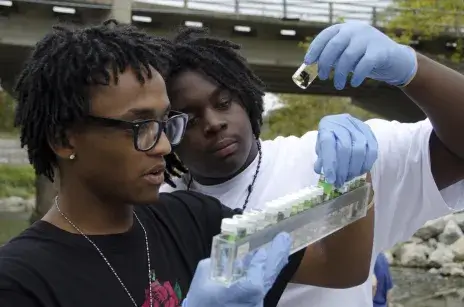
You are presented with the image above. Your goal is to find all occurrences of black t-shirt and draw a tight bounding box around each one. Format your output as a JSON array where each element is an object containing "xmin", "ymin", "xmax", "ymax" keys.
[{"xmin": 0, "ymin": 191, "xmax": 303, "ymax": 307}]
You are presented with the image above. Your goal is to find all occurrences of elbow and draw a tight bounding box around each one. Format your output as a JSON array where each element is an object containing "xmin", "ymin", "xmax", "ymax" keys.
[{"xmin": 332, "ymin": 263, "xmax": 370, "ymax": 289}]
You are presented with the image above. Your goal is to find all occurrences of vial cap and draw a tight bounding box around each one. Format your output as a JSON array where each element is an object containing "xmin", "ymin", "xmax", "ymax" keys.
[{"xmin": 221, "ymin": 218, "xmax": 239, "ymax": 232}]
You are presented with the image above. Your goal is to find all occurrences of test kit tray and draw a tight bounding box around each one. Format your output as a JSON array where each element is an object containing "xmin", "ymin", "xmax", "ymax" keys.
[{"xmin": 210, "ymin": 182, "xmax": 371, "ymax": 286}]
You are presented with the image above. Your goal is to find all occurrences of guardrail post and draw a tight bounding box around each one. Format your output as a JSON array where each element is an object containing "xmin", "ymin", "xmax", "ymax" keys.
[
  {"xmin": 372, "ymin": 7, "xmax": 377, "ymax": 27},
  {"xmin": 329, "ymin": 2, "xmax": 333, "ymax": 24},
  {"xmin": 111, "ymin": 0, "xmax": 132, "ymax": 23},
  {"xmin": 282, "ymin": 0, "xmax": 287, "ymax": 19}
]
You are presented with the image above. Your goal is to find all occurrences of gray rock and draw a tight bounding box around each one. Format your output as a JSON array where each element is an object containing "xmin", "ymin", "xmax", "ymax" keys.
[
  {"xmin": 438, "ymin": 219, "xmax": 463, "ymax": 245},
  {"xmin": 439, "ymin": 263, "xmax": 464, "ymax": 277},
  {"xmin": 414, "ymin": 217, "xmax": 447, "ymax": 240},
  {"xmin": 429, "ymin": 244, "xmax": 455, "ymax": 268},
  {"xmin": 396, "ymin": 242, "xmax": 431, "ymax": 267},
  {"xmin": 450, "ymin": 236, "xmax": 464, "ymax": 261},
  {"xmin": 454, "ymin": 211, "xmax": 464, "ymax": 231}
]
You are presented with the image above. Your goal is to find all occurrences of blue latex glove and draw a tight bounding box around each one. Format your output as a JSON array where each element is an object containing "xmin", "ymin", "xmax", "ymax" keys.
[
  {"xmin": 314, "ymin": 114, "xmax": 378, "ymax": 188},
  {"xmin": 304, "ymin": 21, "xmax": 418, "ymax": 90},
  {"xmin": 182, "ymin": 233, "xmax": 292, "ymax": 307}
]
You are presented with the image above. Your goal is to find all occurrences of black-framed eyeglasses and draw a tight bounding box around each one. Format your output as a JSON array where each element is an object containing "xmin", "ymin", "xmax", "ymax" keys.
[{"xmin": 86, "ymin": 111, "xmax": 188, "ymax": 152}]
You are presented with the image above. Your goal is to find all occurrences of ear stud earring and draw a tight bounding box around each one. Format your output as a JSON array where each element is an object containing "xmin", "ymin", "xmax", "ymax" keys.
[{"xmin": 69, "ymin": 154, "xmax": 76, "ymax": 160}]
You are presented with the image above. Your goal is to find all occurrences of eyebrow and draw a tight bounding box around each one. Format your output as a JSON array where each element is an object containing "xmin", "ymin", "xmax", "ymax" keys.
[
  {"xmin": 175, "ymin": 87, "xmax": 224, "ymax": 113},
  {"xmin": 124, "ymin": 105, "xmax": 171, "ymax": 119}
]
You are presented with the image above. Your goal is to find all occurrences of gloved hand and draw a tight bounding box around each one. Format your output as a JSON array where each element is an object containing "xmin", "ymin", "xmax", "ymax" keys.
[
  {"xmin": 182, "ymin": 233, "xmax": 292, "ymax": 307},
  {"xmin": 304, "ymin": 21, "xmax": 418, "ymax": 90},
  {"xmin": 314, "ymin": 114, "xmax": 378, "ymax": 188}
]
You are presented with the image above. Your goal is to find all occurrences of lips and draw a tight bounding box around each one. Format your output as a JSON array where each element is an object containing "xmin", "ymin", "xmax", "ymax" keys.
[
  {"xmin": 143, "ymin": 163, "xmax": 166, "ymax": 185},
  {"xmin": 211, "ymin": 138, "xmax": 236, "ymax": 152},
  {"xmin": 210, "ymin": 138, "xmax": 238, "ymax": 158}
]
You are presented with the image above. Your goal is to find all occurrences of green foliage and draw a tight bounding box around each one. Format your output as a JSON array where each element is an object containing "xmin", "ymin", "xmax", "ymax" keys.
[
  {"xmin": 0, "ymin": 91, "xmax": 17, "ymax": 134},
  {"xmin": 261, "ymin": 94, "xmax": 379, "ymax": 140},
  {"xmin": 382, "ymin": 0, "xmax": 464, "ymax": 62},
  {"xmin": 0, "ymin": 164, "xmax": 36, "ymax": 198}
]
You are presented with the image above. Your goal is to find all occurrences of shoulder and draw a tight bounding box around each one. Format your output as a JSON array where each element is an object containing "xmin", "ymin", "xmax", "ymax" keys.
[
  {"xmin": 158, "ymin": 190, "xmax": 230, "ymax": 216},
  {"xmin": 159, "ymin": 176, "xmax": 188, "ymax": 193},
  {"xmin": 0, "ymin": 225, "xmax": 52, "ymax": 301},
  {"xmin": 142, "ymin": 191, "xmax": 234, "ymax": 247}
]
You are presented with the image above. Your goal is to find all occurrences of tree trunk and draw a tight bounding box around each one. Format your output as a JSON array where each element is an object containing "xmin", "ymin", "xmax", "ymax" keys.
[{"xmin": 29, "ymin": 175, "xmax": 56, "ymax": 224}]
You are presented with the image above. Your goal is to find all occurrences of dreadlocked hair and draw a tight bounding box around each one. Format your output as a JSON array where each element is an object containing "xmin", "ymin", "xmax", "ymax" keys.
[
  {"xmin": 14, "ymin": 20, "xmax": 174, "ymax": 182},
  {"xmin": 163, "ymin": 26, "xmax": 266, "ymax": 187}
]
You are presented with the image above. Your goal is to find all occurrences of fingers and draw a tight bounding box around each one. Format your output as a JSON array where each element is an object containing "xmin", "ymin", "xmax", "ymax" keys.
[
  {"xmin": 333, "ymin": 127, "xmax": 352, "ymax": 187},
  {"xmin": 317, "ymin": 32, "xmax": 351, "ymax": 80},
  {"xmin": 245, "ymin": 248, "xmax": 267, "ymax": 285},
  {"xmin": 266, "ymin": 233, "xmax": 291, "ymax": 273},
  {"xmin": 351, "ymin": 46, "xmax": 378, "ymax": 87},
  {"xmin": 333, "ymin": 39, "xmax": 366, "ymax": 90},
  {"xmin": 263, "ymin": 233, "xmax": 292, "ymax": 292},
  {"xmin": 351, "ymin": 119, "xmax": 378, "ymax": 174},
  {"xmin": 344, "ymin": 120, "xmax": 368, "ymax": 181},
  {"xmin": 304, "ymin": 23, "xmax": 342, "ymax": 65},
  {"xmin": 315, "ymin": 130, "xmax": 337, "ymax": 184}
]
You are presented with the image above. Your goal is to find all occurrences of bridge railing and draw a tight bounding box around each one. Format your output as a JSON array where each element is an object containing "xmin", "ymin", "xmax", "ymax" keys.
[{"xmin": 136, "ymin": 0, "xmax": 391, "ymax": 26}]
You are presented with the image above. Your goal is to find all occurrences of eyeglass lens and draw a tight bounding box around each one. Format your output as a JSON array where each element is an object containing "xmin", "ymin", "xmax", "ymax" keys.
[{"xmin": 136, "ymin": 115, "xmax": 186, "ymax": 150}]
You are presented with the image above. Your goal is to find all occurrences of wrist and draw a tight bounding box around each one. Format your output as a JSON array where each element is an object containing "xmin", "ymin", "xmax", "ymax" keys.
[{"xmin": 396, "ymin": 45, "xmax": 418, "ymax": 88}]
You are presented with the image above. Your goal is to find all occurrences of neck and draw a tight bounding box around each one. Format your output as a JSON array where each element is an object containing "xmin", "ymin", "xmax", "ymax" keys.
[
  {"xmin": 192, "ymin": 139, "xmax": 259, "ymax": 186},
  {"xmin": 43, "ymin": 176, "xmax": 134, "ymax": 235}
]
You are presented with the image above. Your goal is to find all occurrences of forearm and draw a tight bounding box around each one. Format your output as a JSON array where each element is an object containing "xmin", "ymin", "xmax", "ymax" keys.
[
  {"xmin": 403, "ymin": 54, "xmax": 464, "ymax": 157},
  {"xmin": 402, "ymin": 53, "xmax": 464, "ymax": 188}
]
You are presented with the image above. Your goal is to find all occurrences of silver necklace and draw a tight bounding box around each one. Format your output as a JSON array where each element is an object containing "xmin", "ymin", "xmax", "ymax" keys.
[{"xmin": 54, "ymin": 196, "xmax": 153, "ymax": 307}]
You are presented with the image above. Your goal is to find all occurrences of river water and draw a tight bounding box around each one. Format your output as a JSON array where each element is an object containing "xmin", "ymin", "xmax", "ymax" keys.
[{"xmin": 391, "ymin": 267, "xmax": 464, "ymax": 307}]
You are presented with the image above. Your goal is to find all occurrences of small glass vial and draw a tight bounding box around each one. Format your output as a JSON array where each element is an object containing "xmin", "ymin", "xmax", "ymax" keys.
[
  {"xmin": 233, "ymin": 215, "xmax": 257, "ymax": 235},
  {"xmin": 246, "ymin": 209, "xmax": 268, "ymax": 229},
  {"xmin": 292, "ymin": 63, "xmax": 319, "ymax": 89},
  {"xmin": 313, "ymin": 186, "xmax": 324, "ymax": 205},
  {"xmin": 220, "ymin": 218, "xmax": 240, "ymax": 242},
  {"xmin": 301, "ymin": 188, "xmax": 315, "ymax": 210},
  {"xmin": 264, "ymin": 201, "xmax": 285, "ymax": 225}
]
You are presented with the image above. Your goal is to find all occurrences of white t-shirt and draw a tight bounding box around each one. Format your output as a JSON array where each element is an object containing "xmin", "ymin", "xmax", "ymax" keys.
[{"xmin": 160, "ymin": 118, "xmax": 464, "ymax": 307}]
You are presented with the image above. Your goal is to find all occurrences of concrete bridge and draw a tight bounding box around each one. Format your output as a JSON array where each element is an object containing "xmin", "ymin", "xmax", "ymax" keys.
[{"xmin": 0, "ymin": 0, "xmax": 460, "ymax": 121}]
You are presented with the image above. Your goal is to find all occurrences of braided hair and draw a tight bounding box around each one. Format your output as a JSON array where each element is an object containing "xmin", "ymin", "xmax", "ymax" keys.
[{"xmin": 164, "ymin": 27, "xmax": 266, "ymax": 187}]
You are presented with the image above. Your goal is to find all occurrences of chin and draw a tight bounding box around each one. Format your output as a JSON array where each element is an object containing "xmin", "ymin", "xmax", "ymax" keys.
[{"xmin": 131, "ymin": 189, "xmax": 160, "ymax": 205}]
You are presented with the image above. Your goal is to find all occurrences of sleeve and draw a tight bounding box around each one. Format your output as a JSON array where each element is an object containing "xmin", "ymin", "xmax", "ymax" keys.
[
  {"xmin": 367, "ymin": 118, "xmax": 464, "ymax": 254},
  {"xmin": 384, "ymin": 269, "xmax": 393, "ymax": 291}
]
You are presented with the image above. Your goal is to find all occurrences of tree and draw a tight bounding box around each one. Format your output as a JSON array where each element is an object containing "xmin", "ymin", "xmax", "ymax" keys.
[
  {"xmin": 261, "ymin": 94, "xmax": 379, "ymax": 140},
  {"xmin": 382, "ymin": 0, "xmax": 464, "ymax": 62}
]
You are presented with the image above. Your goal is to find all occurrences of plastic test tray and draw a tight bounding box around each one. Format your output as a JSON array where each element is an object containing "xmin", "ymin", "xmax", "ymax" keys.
[{"xmin": 210, "ymin": 183, "xmax": 371, "ymax": 286}]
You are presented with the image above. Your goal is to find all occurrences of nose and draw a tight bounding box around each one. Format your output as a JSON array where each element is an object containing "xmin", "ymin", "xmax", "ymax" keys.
[
  {"xmin": 203, "ymin": 109, "xmax": 227, "ymax": 135},
  {"xmin": 147, "ymin": 131, "xmax": 172, "ymax": 157}
]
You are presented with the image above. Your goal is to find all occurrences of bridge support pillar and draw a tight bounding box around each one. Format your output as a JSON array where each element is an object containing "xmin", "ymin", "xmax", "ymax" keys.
[{"xmin": 110, "ymin": 0, "xmax": 132, "ymax": 23}]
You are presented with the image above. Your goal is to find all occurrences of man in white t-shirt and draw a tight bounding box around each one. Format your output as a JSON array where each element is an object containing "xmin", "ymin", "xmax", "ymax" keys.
[{"xmin": 161, "ymin": 22, "xmax": 464, "ymax": 306}]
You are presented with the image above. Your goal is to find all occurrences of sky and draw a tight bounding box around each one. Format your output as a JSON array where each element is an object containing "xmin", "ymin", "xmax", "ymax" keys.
[{"xmin": 135, "ymin": 0, "xmax": 393, "ymax": 113}]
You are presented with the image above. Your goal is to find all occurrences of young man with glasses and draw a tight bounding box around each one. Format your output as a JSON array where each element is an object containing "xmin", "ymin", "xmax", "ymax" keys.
[{"xmin": 0, "ymin": 21, "xmax": 373, "ymax": 307}]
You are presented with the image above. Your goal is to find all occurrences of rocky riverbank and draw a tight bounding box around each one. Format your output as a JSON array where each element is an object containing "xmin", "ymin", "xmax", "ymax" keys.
[{"xmin": 387, "ymin": 212, "xmax": 464, "ymax": 278}]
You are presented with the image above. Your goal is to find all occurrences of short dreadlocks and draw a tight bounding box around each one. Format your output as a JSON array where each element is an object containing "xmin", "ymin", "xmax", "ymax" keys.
[{"xmin": 14, "ymin": 20, "xmax": 173, "ymax": 181}]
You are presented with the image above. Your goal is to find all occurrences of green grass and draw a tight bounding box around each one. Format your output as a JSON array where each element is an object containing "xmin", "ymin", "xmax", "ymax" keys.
[
  {"xmin": 0, "ymin": 218, "xmax": 29, "ymax": 245},
  {"xmin": 0, "ymin": 164, "xmax": 36, "ymax": 198},
  {"xmin": 0, "ymin": 164, "xmax": 35, "ymax": 244},
  {"xmin": 0, "ymin": 131, "xmax": 18, "ymax": 139}
]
